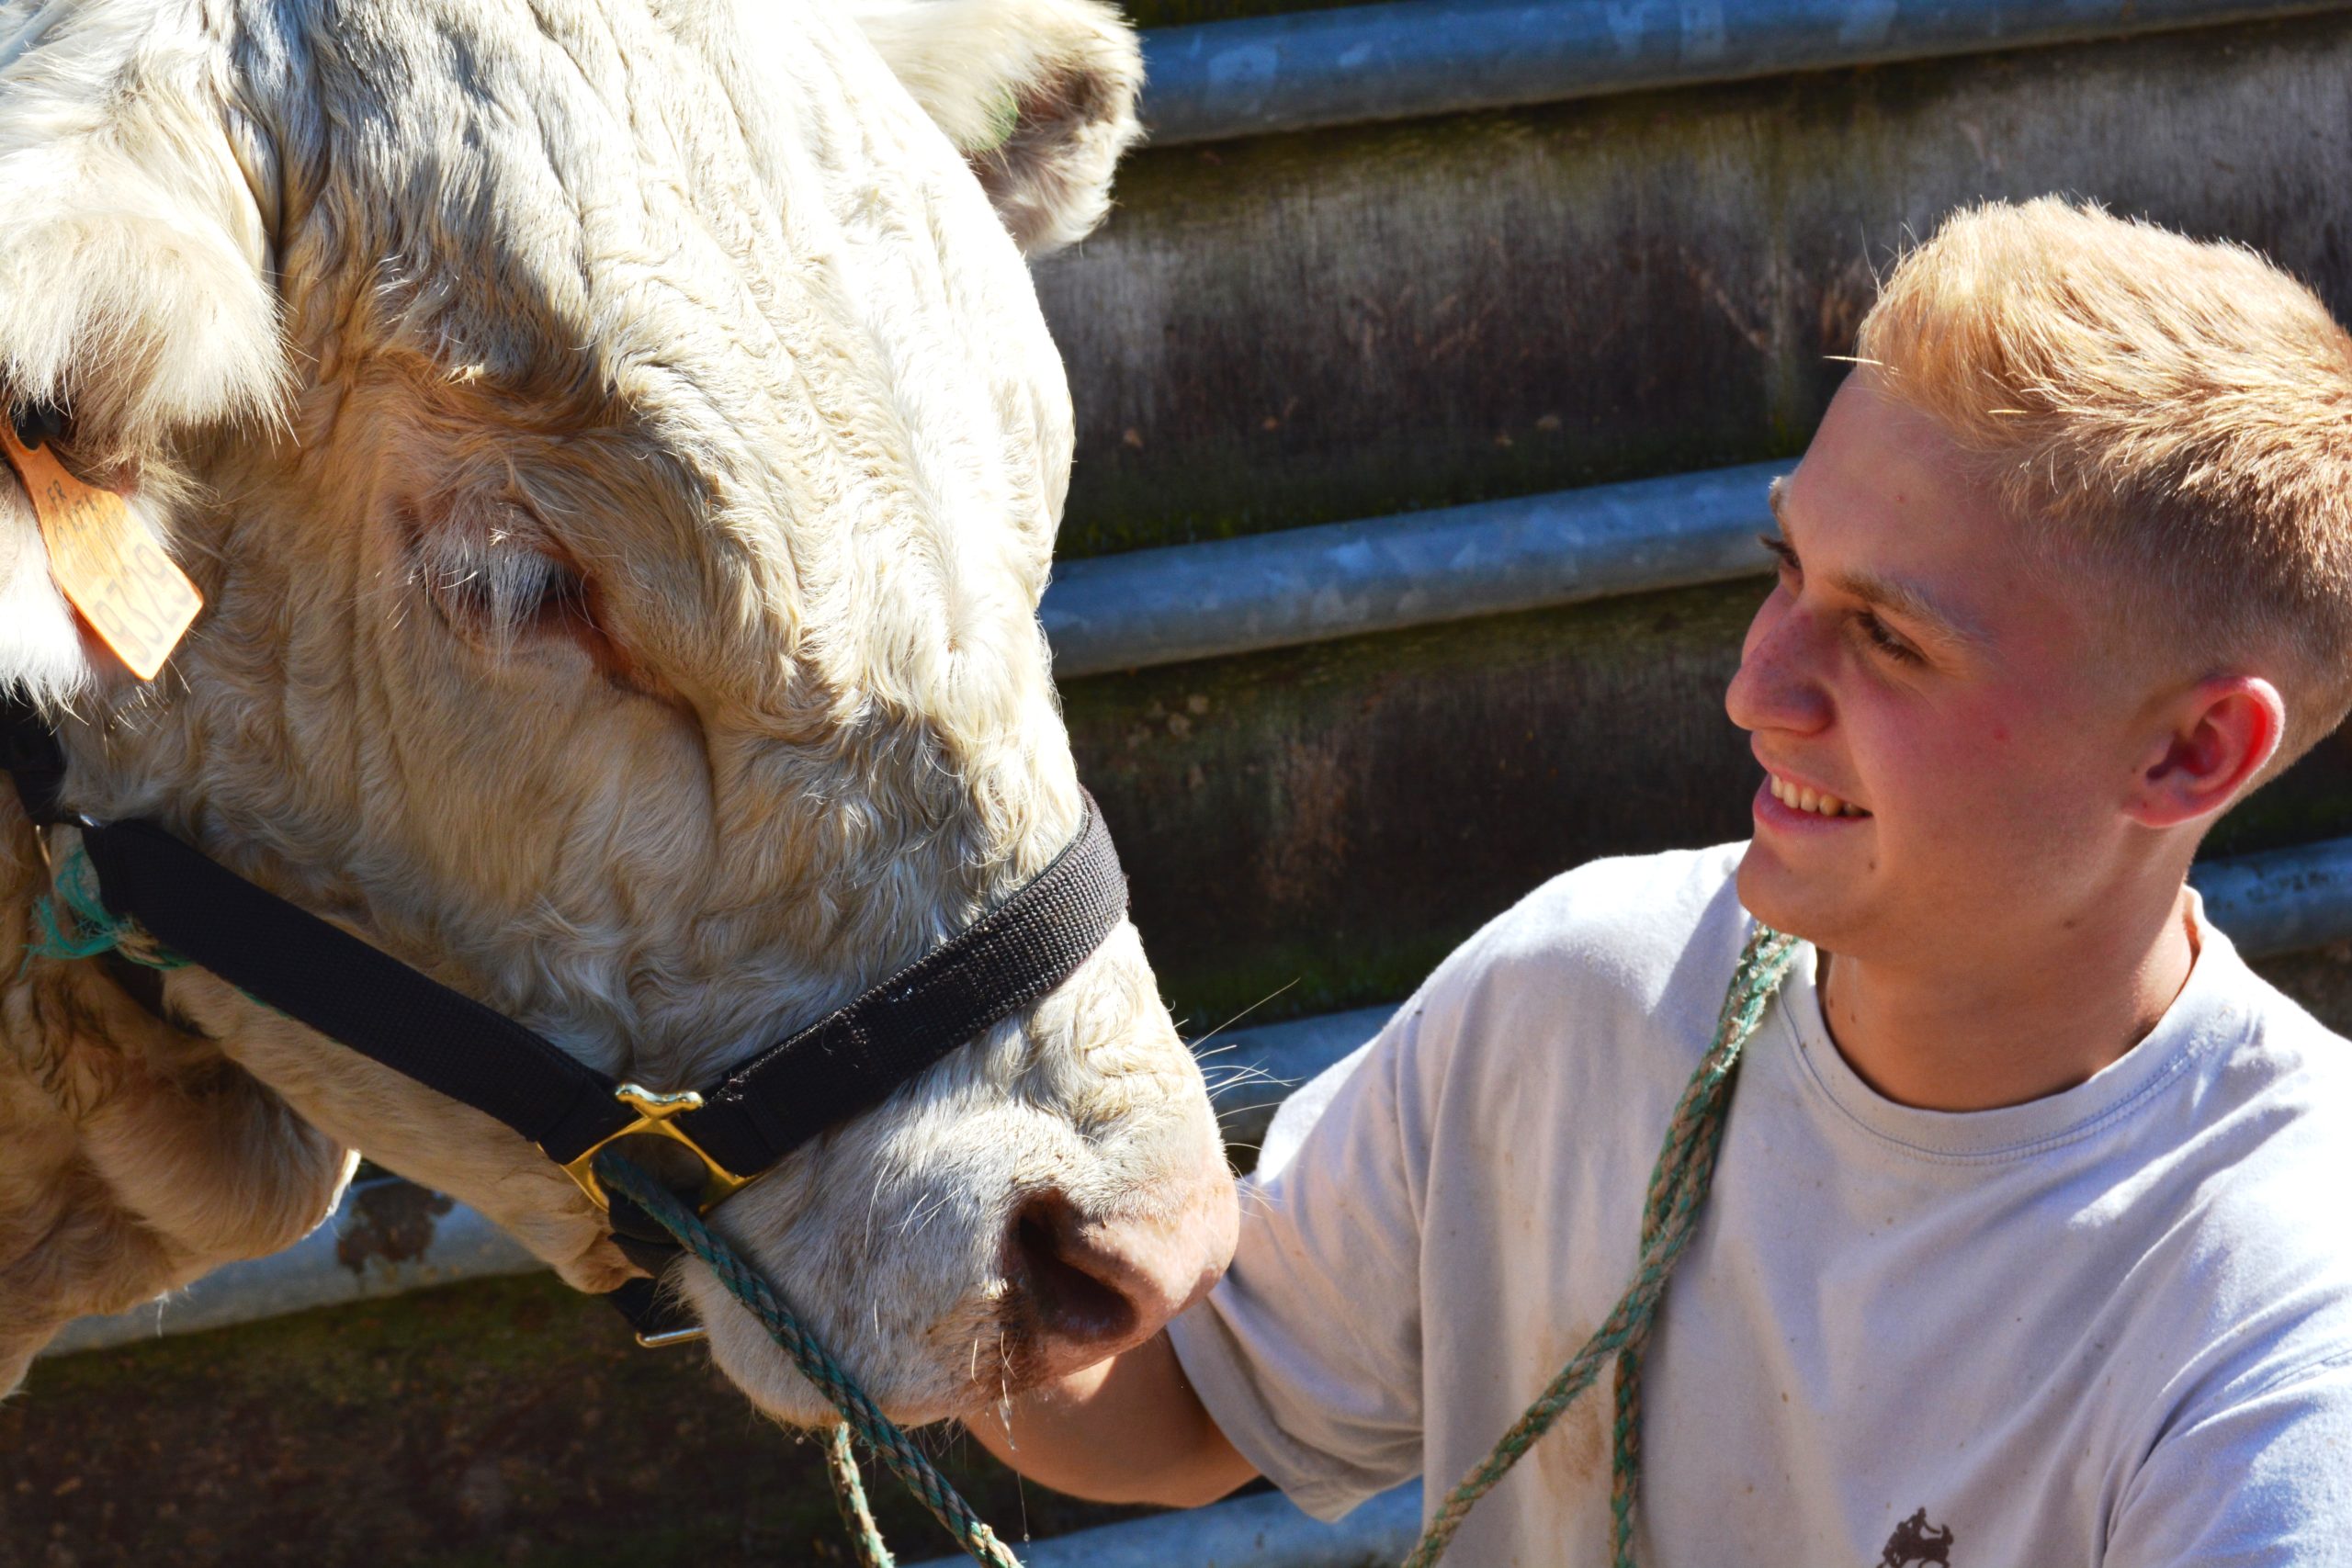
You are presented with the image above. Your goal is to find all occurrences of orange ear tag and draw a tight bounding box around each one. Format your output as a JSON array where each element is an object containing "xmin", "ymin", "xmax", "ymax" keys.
[{"xmin": 0, "ymin": 422, "xmax": 201, "ymax": 681}]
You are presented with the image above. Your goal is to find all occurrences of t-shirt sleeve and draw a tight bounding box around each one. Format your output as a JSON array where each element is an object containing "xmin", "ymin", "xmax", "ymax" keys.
[
  {"xmin": 1165, "ymin": 845, "xmax": 1744, "ymax": 1526},
  {"xmin": 2105, "ymin": 1354, "xmax": 2352, "ymax": 1566},
  {"xmin": 1168, "ymin": 1000, "xmax": 1439, "ymax": 1521}
]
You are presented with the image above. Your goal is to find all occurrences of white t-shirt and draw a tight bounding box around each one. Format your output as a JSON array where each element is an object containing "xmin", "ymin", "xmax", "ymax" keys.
[{"xmin": 1170, "ymin": 845, "xmax": 2352, "ymax": 1566}]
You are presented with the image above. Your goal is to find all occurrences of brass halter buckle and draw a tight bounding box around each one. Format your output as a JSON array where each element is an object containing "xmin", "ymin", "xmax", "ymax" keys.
[{"xmin": 560, "ymin": 1084, "xmax": 753, "ymax": 1217}]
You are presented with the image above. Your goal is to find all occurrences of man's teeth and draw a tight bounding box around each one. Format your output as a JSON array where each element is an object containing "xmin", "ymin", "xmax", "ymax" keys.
[{"xmin": 1767, "ymin": 774, "xmax": 1867, "ymax": 818}]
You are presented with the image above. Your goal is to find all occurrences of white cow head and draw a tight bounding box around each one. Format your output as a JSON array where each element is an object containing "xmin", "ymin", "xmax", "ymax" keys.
[{"xmin": 0, "ymin": 0, "xmax": 1237, "ymax": 1423}]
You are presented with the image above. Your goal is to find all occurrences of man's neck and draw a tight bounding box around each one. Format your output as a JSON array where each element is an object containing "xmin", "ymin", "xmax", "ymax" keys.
[{"xmin": 1816, "ymin": 885, "xmax": 2200, "ymax": 1113}]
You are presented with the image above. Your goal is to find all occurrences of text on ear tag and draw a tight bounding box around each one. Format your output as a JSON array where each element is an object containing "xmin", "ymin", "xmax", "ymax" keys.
[{"xmin": 0, "ymin": 423, "xmax": 201, "ymax": 681}]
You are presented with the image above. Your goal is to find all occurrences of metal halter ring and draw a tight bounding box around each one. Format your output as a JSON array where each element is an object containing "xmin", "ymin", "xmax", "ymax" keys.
[{"xmin": 558, "ymin": 1084, "xmax": 753, "ymax": 1217}]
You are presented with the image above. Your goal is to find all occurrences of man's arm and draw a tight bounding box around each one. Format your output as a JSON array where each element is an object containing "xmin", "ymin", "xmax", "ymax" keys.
[
  {"xmin": 964, "ymin": 1328, "xmax": 1260, "ymax": 1506},
  {"xmin": 970, "ymin": 982, "xmax": 1461, "ymax": 1511}
]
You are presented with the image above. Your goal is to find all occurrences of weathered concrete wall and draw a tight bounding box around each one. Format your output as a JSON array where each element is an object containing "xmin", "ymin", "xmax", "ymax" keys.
[{"xmin": 1041, "ymin": 13, "xmax": 2352, "ymax": 555}]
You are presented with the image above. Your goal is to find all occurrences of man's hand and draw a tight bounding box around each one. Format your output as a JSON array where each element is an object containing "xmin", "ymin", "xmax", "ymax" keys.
[{"xmin": 963, "ymin": 1328, "xmax": 1260, "ymax": 1506}]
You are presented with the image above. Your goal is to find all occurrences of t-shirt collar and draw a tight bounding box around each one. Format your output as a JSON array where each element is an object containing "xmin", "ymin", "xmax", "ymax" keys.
[{"xmin": 1772, "ymin": 889, "xmax": 2247, "ymax": 1162}]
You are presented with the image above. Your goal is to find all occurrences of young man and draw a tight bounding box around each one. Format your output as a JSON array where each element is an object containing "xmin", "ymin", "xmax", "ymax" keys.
[{"xmin": 972, "ymin": 199, "xmax": 2352, "ymax": 1562}]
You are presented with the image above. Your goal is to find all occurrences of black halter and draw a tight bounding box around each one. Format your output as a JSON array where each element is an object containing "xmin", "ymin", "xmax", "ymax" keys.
[{"xmin": 0, "ymin": 697, "xmax": 1128, "ymax": 1343}]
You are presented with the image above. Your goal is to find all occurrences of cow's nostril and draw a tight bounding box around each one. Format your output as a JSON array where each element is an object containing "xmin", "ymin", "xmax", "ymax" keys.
[{"xmin": 1009, "ymin": 1193, "xmax": 1141, "ymax": 1349}]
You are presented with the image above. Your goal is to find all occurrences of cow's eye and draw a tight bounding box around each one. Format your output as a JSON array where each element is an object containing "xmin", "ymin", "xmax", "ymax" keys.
[
  {"xmin": 434, "ymin": 547, "xmax": 585, "ymax": 643},
  {"xmin": 413, "ymin": 519, "xmax": 595, "ymax": 654},
  {"xmin": 405, "ymin": 507, "xmax": 677, "ymax": 701}
]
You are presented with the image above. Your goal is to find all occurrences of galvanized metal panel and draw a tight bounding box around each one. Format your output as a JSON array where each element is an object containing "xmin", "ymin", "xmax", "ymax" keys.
[{"xmin": 1042, "ymin": 16, "xmax": 2352, "ymax": 556}]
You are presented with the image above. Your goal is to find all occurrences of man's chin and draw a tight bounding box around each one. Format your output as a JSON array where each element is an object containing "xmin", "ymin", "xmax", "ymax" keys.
[{"xmin": 1734, "ymin": 838, "xmax": 1846, "ymax": 947}]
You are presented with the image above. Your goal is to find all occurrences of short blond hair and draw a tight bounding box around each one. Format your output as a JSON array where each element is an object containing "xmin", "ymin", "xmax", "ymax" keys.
[{"xmin": 1856, "ymin": 197, "xmax": 2352, "ymax": 772}]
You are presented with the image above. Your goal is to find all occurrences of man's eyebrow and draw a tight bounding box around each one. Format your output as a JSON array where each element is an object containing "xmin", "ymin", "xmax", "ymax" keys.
[
  {"xmin": 1826, "ymin": 565, "xmax": 1992, "ymax": 651},
  {"xmin": 1764, "ymin": 474, "xmax": 1993, "ymax": 651}
]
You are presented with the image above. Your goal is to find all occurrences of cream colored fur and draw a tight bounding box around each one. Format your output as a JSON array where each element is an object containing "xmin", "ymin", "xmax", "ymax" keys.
[
  {"xmin": 849, "ymin": 0, "xmax": 1146, "ymax": 254},
  {"xmin": 0, "ymin": 0, "xmax": 1227, "ymax": 1426}
]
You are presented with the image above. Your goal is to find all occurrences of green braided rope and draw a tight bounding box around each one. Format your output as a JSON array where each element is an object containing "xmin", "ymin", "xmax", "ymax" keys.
[
  {"xmin": 1606, "ymin": 960, "xmax": 1762, "ymax": 1567},
  {"xmin": 593, "ymin": 1150, "xmax": 1023, "ymax": 1568},
  {"xmin": 1402, "ymin": 922, "xmax": 1798, "ymax": 1568},
  {"xmin": 826, "ymin": 1423, "xmax": 898, "ymax": 1568}
]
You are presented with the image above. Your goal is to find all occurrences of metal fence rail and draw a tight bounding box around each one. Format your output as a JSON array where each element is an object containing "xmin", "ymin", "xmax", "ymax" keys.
[
  {"xmin": 1042, "ymin": 464, "xmax": 1782, "ymax": 678},
  {"xmin": 39, "ymin": 1183, "xmax": 544, "ymax": 1358},
  {"xmin": 1138, "ymin": 0, "xmax": 2352, "ymax": 146}
]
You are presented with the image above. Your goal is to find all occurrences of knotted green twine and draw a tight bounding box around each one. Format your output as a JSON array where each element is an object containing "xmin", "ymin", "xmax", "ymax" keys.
[
  {"xmin": 22, "ymin": 845, "xmax": 187, "ymax": 973},
  {"xmin": 593, "ymin": 1149, "xmax": 1022, "ymax": 1568},
  {"xmin": 1402, "ymin": 921, "xmax": 1798, "ymax": 1568}
]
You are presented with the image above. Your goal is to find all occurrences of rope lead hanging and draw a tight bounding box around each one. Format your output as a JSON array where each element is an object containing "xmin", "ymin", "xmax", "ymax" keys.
[
  {"xmin": 593, "ymin": 1149, "xmax": 1023, "ymax": 1568},
  {"xmin": 1404, "ymin": 921, "xmax": 1798, "ymax": 1568},
  {"xmin": 827, "ymin": 1423, "xmax": 897, "ymax": 1568}
]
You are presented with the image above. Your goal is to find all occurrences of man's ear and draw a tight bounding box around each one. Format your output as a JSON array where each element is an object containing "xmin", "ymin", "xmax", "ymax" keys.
[
  {"xmin": 849, "ymin": 0, "xmax": 1145, "ymax": 257},
  {"xmin": 0, "ymin": 11, "xmax": 285, "ymax": 702},
  {"xmin": 2125, "ymin": 675, "xmax": 2289, "ymax": 830}
]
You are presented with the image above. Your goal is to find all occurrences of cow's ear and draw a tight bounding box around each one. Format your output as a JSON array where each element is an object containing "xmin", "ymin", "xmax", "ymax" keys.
[
  {"xmin": 852, "ymin": 0, "xmax": 1145, "ymax": 257},
  {"xmin": 0, "ymin": 19, "xmax": 284, "ymax": 702}
]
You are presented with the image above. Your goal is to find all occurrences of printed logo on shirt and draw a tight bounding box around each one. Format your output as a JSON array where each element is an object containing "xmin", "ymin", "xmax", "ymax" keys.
[{"xmin": 1877, "ymin": 1507, "xmax": 1955, "ymax": 1567}]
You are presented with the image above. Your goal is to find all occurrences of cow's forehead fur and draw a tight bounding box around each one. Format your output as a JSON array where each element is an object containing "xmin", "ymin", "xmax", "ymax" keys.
[{"xmin": 243, "ymin": 0, "xmax": 1073, "ymax": 699}]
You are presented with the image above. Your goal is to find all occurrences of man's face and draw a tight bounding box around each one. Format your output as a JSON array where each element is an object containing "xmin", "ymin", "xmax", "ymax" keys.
[{"xmin": 1728, "ymin": 377, "xmax": 2151, "ymax": 968}]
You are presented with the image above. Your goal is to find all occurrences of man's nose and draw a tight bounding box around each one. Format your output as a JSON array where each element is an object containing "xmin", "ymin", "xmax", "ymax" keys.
[{"xmin": 1724, "ymin": 592, "xmax": 1832, "ymax": 737}]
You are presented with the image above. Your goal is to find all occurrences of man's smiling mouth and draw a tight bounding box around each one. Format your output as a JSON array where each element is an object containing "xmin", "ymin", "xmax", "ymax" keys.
[{"xmin": 1765, "ymin": 773, "xmax": 1871, "ymax": 818}]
